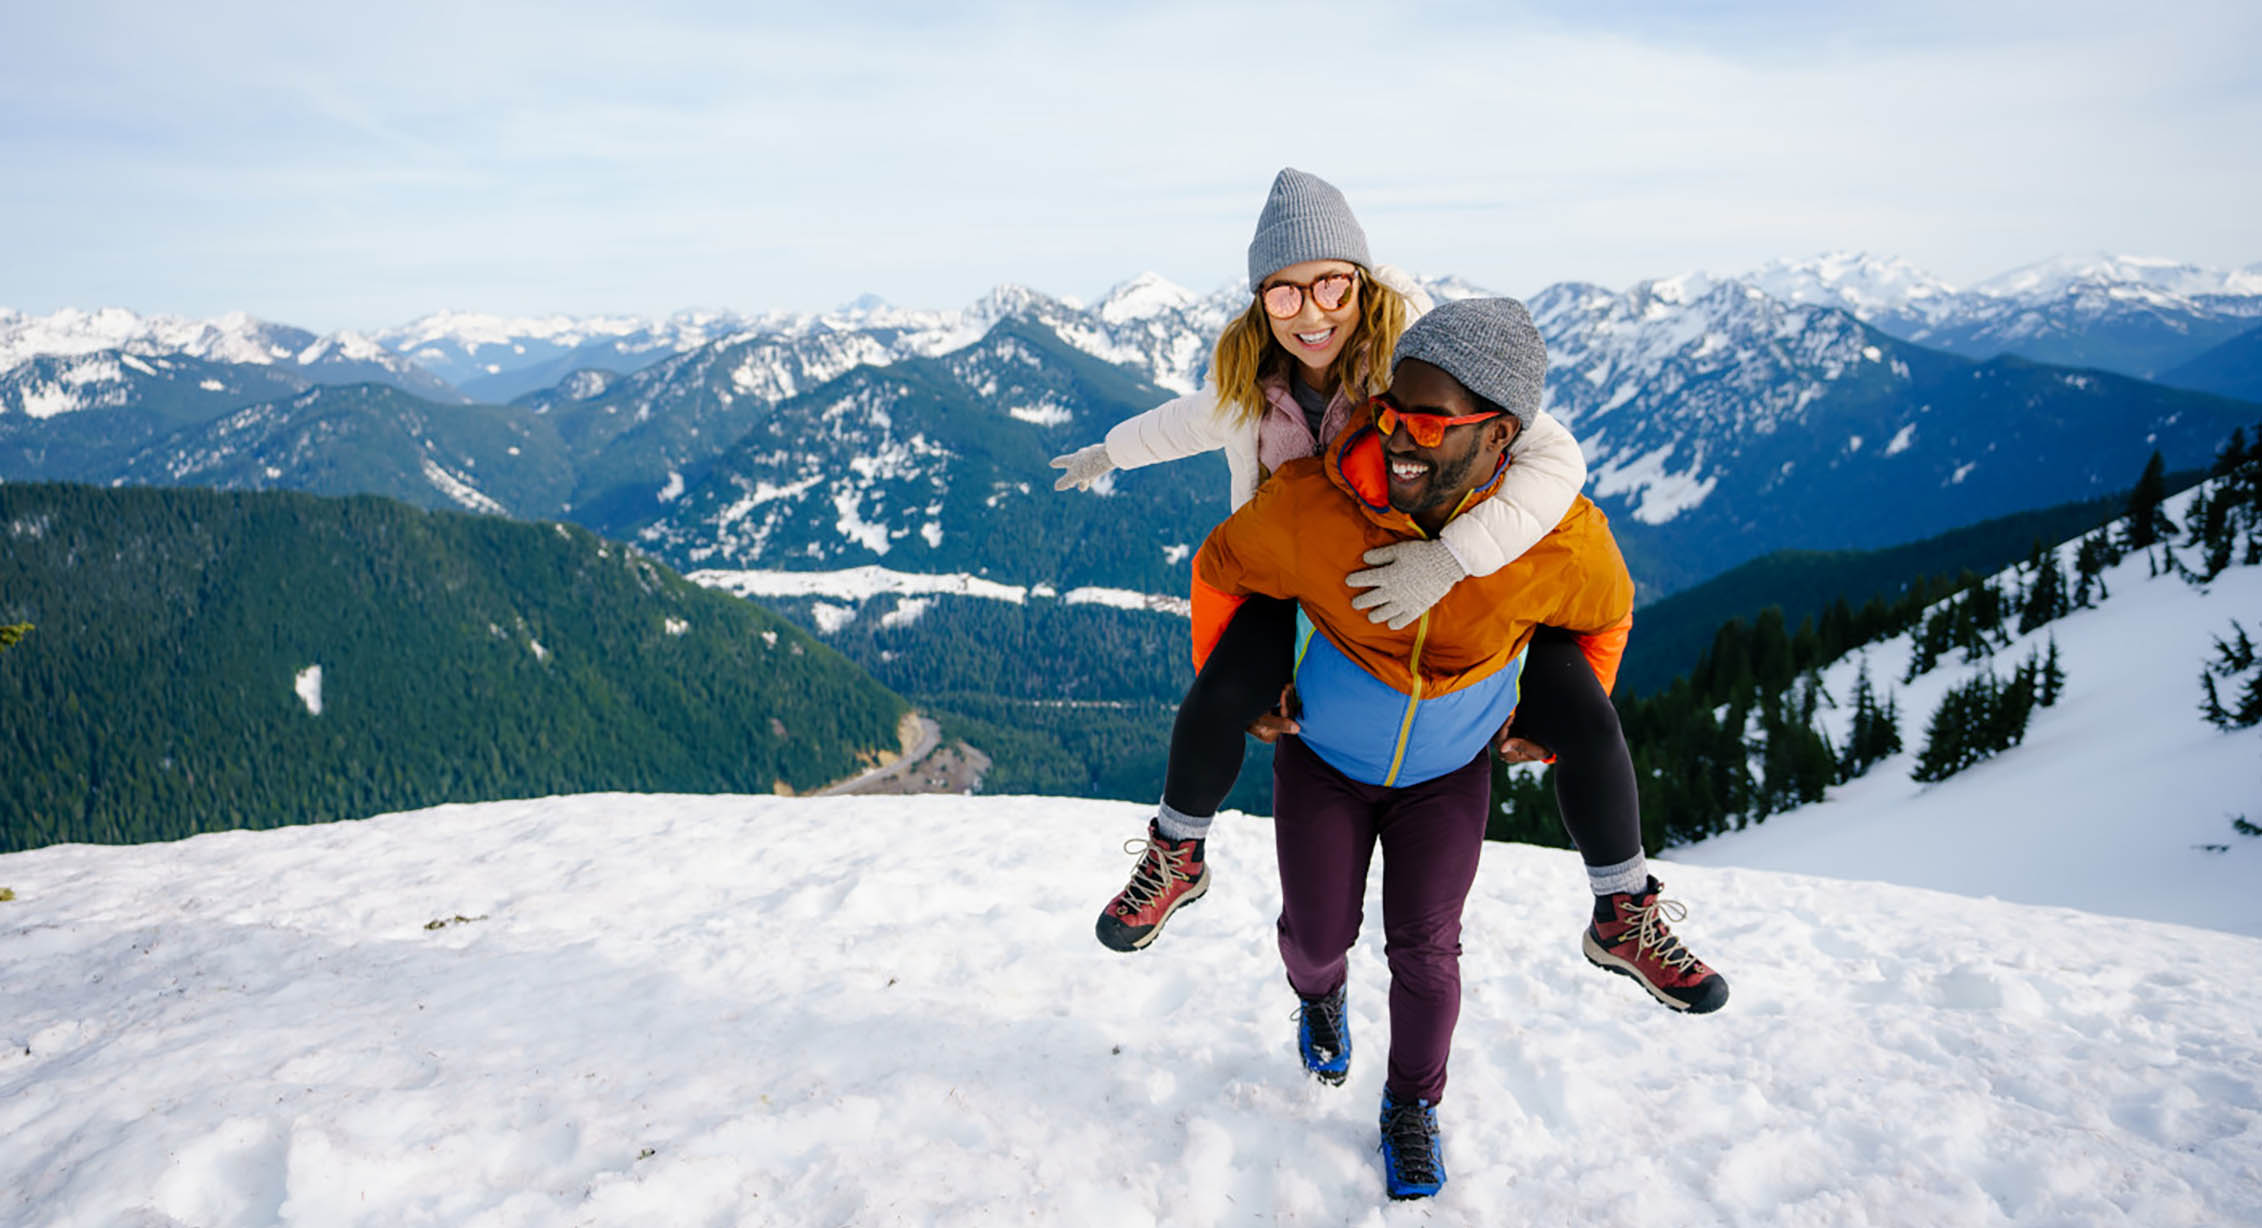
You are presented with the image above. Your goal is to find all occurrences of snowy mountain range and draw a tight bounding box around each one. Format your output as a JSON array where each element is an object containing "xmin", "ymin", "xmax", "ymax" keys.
[
  {"xmin": 5, "ymin": 253, "xmax": 2259, "ymax": 603},
  {"xmin": 368, "ymin": 274, "xmax": 1239, "ymax": 404},
  {"xmin": 1747, "ymin": 252, "xmax": 2262, "ymax": 379},
  {"xmin": 12, "ymin": 252, "xmax": 2258, "ymax": 408},
  {"xmin": 0, "ymin": 307, "xmax": 466, "ymax": 411}
]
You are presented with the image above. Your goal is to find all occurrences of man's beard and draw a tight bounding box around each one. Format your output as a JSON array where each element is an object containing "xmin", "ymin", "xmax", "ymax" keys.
[{"xmin": 1388, "ymin": 445, "xmax": 1484, "ymax": 518}]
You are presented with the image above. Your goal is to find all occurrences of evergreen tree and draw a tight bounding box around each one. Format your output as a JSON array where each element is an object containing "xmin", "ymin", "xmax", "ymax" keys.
[
  {"xmin": 2199, "ymin": 619, "xmax": 2262, "ymax": 732},
  {"xmin": 1905, "ymin": 603, "xmax": 1955, "ymax": 682},
  {"xmin": 2200, "ymin": 671, "xmax": 2235, "ymax": 731},
  {"xmin": 2071, "ymin": 535, "xmax": 2104, "ymax": 608},
  {"xmin": 1751, "ymin": 607, "xmax": 1795, "ymax": 697},
  {"xmin": 1759, "ymin": 711, "xmax": 1836, "ymax": 816},
  {"xmin": 1821, "ymin": 598, "xmax": 1855, "ymax": 664},
  {"xmin": 2211, "ymin": 620, "xmax": 2256, "ymax": 675},
  {"xmin": 1910, "ymin": 681, "xmax": 1977, "ymax": 783},
  {"xmin": 2018, "ymin": 540, "xmax": 2069, "ymax": 633},
  {"xmin": 1992, "ymin": 662, "xmax": 2038, "ymax": 750},
  {"xmin": 2039, "ymin": 635, "xmax": 2066, "ymax": 707},
  {"xmin": 2238, "ymin": 669, "xmax": 2262, "ymax": 729},
  {"xmin": 1911, "ymin": 667, "xmax": 2037, "ymax": 783},
  {"xmin": 2198, "ymin": 490, "xmax": 2237, "ymax": 582},
  {"xmin": 1840, "ymin": 660, "xmax": 1903, "ymax": 781},
  {"xmin": 2124, "ymin": 449, "xmax": 2172, "ymax": 550},
  {"xmin": 1791, "ymin": 616, "xmax": 1823, "ymax": 677}
]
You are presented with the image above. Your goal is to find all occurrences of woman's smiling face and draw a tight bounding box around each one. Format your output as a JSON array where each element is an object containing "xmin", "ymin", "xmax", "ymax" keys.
[{"xmin": 1261, "ymin": 259, "xmax": 1361, "ymax": 384}]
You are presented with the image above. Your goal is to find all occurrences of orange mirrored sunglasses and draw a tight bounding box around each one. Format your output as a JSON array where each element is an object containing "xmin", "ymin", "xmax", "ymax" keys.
[
  {"xmin": 1369, "ymin": 394, "xmax": 1502, "ymax": 448},
  {"xmin": 1260, "ymin": 271, "xmax": 1359, "ymax": 319}
]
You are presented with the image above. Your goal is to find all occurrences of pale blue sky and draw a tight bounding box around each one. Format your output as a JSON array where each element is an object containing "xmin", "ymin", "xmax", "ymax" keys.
[{"xmin": 4, "ymin": 0, "xmax": 2256, "ymax": 330}]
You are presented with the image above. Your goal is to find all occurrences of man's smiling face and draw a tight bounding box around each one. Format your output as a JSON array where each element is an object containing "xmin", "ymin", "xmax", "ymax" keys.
[{"xmin": 1379, "ymin": 359, "xmax": 1519, "ymax": 529}]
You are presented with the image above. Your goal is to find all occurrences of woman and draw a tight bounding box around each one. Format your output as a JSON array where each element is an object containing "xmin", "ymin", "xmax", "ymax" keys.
[{"xmin": 1051, "ymin": 169, "xmax": 1722, "ymax": 1020}]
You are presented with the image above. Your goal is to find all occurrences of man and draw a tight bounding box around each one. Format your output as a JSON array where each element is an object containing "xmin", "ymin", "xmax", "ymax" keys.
[{"xmin": 1180, "ymin": 297, "xmax": 1725, "ymax": 1200}]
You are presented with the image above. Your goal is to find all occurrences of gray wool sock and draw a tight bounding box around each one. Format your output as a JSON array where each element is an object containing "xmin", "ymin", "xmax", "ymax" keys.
[
  {"xmin": 1587, "ymin": 853, "xmax": 1649, "ymax": 898},
  {"xmin": 1154, "ymin": 801, "xmax": 1213, "ymax": 842}
]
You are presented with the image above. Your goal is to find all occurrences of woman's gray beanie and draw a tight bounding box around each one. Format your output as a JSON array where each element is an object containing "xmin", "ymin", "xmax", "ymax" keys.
[
  {"xmin": 1391, "ymin": 297, "xmax": 1548, "ymax": 430},
  {"xmin": 1246, "ymin": 168, "xmax": 1371, "ymax": 289}
]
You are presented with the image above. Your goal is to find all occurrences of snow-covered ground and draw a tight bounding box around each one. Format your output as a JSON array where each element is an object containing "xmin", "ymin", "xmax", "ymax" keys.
[
  {"xmin": 5, "ymin": 793, "xmax": 2259, "ymax": 1226},
  {"xmin": 1678, "ymin": 486, "xmax": 2262, "ymax": 939}
]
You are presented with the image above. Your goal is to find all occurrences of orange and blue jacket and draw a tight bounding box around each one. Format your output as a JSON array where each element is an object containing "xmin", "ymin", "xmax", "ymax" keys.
[{"xmin": 1192, "ymin": 415, "xmax": 1635, "ymax": 788}]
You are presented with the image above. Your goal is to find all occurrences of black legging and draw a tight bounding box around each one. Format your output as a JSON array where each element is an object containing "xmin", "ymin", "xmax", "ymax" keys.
[{"xmin": 1162, "ymin": 602, "xmax": 1642, "ymax": 868}]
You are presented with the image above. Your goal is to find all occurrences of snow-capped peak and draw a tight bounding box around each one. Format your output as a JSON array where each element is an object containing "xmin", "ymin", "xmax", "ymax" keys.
[
  {"xmin": 1743, "ymin": 251, "xmax": 1962, "ymax": 317},
  {"xmin": 1094, "ymin": 273, "xmax": 1195, "ymax": 325},
  {"xmin": 1625, "ymin": 270, "xmax": 1721, "ymax": 317},
  {"xmin": 1418, "ymin": 274, "xmax": 1501, "ymax": 304},
  {"xmin": 0, "ymin": 307, "xmax": 302, "ymax": 371},
  {"xmin": 295, "ymin": 330, "xmax": 392, "ymax": 365},
  {"xmin": 1973, "ymin": 253, "xmax": 2262, "ymax": 303}
]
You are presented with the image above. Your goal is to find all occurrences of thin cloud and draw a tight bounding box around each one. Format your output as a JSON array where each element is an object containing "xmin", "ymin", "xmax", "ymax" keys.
[{"xmin": 2, "ymin": 1, "xmax": 2253, "ymax": 328}]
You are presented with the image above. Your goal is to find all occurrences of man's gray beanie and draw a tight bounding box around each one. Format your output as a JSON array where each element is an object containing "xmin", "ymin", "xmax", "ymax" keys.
[
  {"xmin": 1391, "ymin": 297, "xmax": 1548, "ymax": 430},
  {"xmin": 1247, "ymin": 168, "xmax": 1371, "ymax": 288}
]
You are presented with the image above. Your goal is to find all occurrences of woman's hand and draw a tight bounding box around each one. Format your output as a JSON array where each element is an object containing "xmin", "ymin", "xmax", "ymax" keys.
[
  {"xmin": 1494, "ymin": 711, "xmax": 1552, "ymax": 763},
  {"xmin": 1049, "ymin": 443, "xmax": 1115, "ymax": 491},
  {"xmin": 1248, "ymin": 684, "xmax": 1301, "ymax": 743},
  {"xmin": 1347, "ymin": 539, "xmax": 1466, "ymax": 630}
]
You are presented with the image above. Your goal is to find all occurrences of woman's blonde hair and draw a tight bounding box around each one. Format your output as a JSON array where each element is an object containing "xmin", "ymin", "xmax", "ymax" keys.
[{"xmin": 1210, "ymin": 269, "xmax": 1410, "ymax": 426}]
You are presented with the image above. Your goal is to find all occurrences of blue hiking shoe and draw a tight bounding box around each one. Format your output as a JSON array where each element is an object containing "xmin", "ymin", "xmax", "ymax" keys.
[
  {"xmin": 1296, "ymin": 983, "xmax": 1351, "ymax": 1086},
  {"xmin": 1378, "ymin": 1090, "xmax": 1445, "ymax": 1200}
]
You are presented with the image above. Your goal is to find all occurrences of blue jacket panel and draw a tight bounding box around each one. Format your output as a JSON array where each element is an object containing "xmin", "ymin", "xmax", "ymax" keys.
[{"xmin": 1291, "ymin": 609, "xmax": 1524, "ymax": 788}]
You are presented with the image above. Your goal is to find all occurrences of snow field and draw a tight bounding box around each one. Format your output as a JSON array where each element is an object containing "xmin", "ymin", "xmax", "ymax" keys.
[{"xmin": 3, "ymin": 794, "xmax": 2259, "ymax": 1226}]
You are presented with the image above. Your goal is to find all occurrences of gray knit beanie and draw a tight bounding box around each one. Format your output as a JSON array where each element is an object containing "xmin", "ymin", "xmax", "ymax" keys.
[
  {"xmin": 1246, "ymin": 168, "xmax": 1371, "ymax": 288},
  {"xmin": 1390, "ymin": 297, "xmax": 1548, "ymax": 430}
]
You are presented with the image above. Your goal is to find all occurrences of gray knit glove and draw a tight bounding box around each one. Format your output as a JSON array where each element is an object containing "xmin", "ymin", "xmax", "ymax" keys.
[
  {"xmin": 1049, "ymin": 443, "xmax": 1115, "ymax": 491},
  {"xmin": 1347, "ymin": 539, "xmax": 1466, "ymax": 629}
]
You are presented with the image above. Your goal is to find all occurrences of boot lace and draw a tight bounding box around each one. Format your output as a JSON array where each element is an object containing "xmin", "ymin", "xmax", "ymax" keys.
[
  {"xmin": 1296, "ymin": 988, "xmax": 1347, "ymax": 1059},
  {"xmin": 1114, "ymin": 834, "xmax": 1195, "ymax": 916},
  {"xmin": 1380, "ymin": 1099, "xmax": 1440, "ymax": 1184},
  {"xmin": 1624, "ymin": 894, "xmax": 1702, "ymax": 974}
]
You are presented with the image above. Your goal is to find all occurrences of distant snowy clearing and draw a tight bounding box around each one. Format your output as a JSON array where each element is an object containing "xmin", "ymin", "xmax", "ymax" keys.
[
  {"xmin": 688, "ymin": 566, "xmax": 1190, "ymax": 620},
  {"xmin": 4, "ymin": 795, "xmax": 2257, "ymax": 1226}
]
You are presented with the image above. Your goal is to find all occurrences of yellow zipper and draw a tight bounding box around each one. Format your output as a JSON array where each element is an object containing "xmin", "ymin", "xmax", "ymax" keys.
[
  {"xmin": 1382, "ymin": 610, "xmax": 1429, "ymax": 786},
  {"xmin": 1378, "ymin": 489, "xmax": 1478, "ymax": 786}
]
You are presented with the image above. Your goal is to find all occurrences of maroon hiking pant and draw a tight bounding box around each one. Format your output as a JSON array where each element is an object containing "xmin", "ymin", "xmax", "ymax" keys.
[{"xmin": 1272, "ymin": 734, "xmax": 1491, "ymax": 1104}]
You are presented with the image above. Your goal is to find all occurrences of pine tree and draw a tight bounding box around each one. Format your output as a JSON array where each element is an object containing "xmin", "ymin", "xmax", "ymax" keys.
[
  {"xmin": 2199, "ymin": 490, "xmax": 2236, "ymax": 582},
  {"xmin": 1993, "ymin": 663, "xmax": 2037, "ymax": 750},
  {"xmin": 2125, "ymin": 449, "xmax": 2172, "ymax": 550},
  {"xmin": 1905, "ymin": 603, "xmax": 1955, "ymax": 682},
  {"xmin": 1840, "ymin": 660, "xmax": 1903, "ymax": 781},
  {"xmin": 2018, "ymin": 540, "xmax": 2069, "ymax": 633},
  {"xmin": 1910, "ymin": 682, "xmax": 1975, "ymax": 783},
  {"xmin": 2238, "ymin": 669, "xmax": 2262, "ymax": 729},
  {"xmin": 2072, "ymin": 534, "xmax": 2108, "ymax": 608},
  {"xmin": 1911, "ymin": 666, "xmax": 2037, "ymax": 783},
  {"xmin": 2211, "ymin": 620, "xmax": 2256, "ymax": 675},
  {"xmin": 2039, "ymin": 635, "xmax": 2066, "ymax": 707},
  {"xmin": 1751, "ymin": 607, "xmax": 1795, "ymax": 697},
  {"xmin": 2200, "ymin": 671, "xmax": 2235, "ymax": 731}
]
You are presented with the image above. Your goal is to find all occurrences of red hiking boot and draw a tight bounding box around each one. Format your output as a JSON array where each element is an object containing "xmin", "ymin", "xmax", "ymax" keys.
[
  {"xmin": 1095, "ymin": 820, "xmax": 1209, "ymax": 952},
  {"xmin": 1583, "ymin": 877, "xmax": 1729, "ymax": 1014}
]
